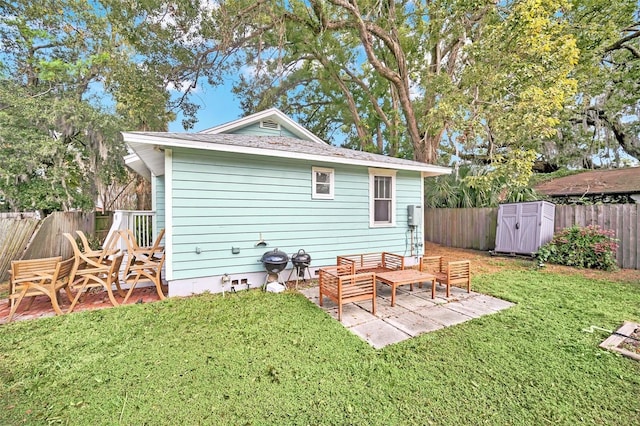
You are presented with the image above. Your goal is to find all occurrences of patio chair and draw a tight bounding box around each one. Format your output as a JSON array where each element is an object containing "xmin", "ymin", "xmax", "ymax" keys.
[
  {"xmin": 319, "ymin": 264, "xmax": 376, "ymax": 321},
  {"xmin": 420, "ymin": 255, "xmax": 446, "ymax": 298},
  {"xmin": 435, "ymin": 260, "xmax": 471, "ymax": 298},
  {"xmin": 119, "ymin": 230, "xmax": 166, "ymax": 302},
  {"xmin": 75, "ymin": 230, "xmax": 120, "ymax": 266},
  {"xmin": 8, "ymin": 256, "xmax": 61, "ymax": 310},
  {"xmin": 120, "ymin": 228, "xmax": 165, "ymax": 263},
  {"xmin": 64, "ymin": 233, "xmax": 125, "ymax": 313},
  {"xmin": 121, "ymin": 250, "xmax": 166, "ymax": 303},
  {"xmin": 7, "ymin": 257, "xmax": 74, "ymax": 322}
]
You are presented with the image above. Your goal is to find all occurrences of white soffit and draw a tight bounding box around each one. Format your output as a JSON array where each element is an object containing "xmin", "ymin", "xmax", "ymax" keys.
[
  {"xmin": 125, "ymin": 144, "xmax": 165, "ymax": 177},
  {"xmin": 124, "ymin": 153, "xmax": 152, "ymax": 180}
]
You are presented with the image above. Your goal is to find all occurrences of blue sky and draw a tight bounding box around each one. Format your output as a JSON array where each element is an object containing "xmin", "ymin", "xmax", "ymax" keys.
[{"xmin": 168, "ymin": 80, "xmax": 243, "ymax": 132}]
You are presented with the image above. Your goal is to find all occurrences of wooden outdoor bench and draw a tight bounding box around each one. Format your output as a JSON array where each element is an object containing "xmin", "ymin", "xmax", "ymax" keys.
[
  {"xmin": 7, "ymin": 256, "xmax": 75, "ymax": 321},
  {"xmin": 318, "ymin": 264, "xmax": 376, "ymax": 321},
  {"xmin": 8, "ymin": 256, "xmax": 62, "ymax": 308},
  {"xmin": 336, "ymin": 252, "xmax": 404, "ymax": 273}
]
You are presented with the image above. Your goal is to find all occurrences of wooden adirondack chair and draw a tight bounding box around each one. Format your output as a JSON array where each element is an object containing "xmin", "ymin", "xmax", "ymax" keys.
[
  {"xmin": 119, "ymin": 229, "xmax": 166, "ymax": 302},
  {"xmin": 63, "ymin": 233, "xmax": 125, "ymax": 313}
]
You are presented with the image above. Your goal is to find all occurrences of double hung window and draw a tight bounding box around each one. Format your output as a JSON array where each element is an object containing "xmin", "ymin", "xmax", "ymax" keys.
[
  {"xmin": 312, "ymin": 167, "xmax": 334, "ymax": 199},
  {"xmin": 369, "ymin": 169, "xmax": 396, "ymax": 226}
]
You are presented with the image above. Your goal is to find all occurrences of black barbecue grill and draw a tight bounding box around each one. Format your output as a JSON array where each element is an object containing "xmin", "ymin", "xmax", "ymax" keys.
[
  {"xmin": 260, "ymin": 248, "xmax": 289, "ymax": 288},
  {"xmin": 287, "ymin": 249, "xmax": 312, "ymax": 288}
]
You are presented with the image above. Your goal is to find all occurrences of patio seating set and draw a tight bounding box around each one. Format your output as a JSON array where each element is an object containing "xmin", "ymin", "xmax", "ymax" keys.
[
  {"xmin": 319, "ymin": 252, "xmax": 471, "ymax": 321},
  {"xmin": 6, "ymin": 229, "xmax": 166, "ymax": 322}
]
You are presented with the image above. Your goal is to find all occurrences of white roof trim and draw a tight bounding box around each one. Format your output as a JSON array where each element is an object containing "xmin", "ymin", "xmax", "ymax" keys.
[
  {"xmin": 124, "ymin": 153, "xmax": 151, "ymax": 180},
  {"xmin": 122, "ymin": 132, "xmax": 452, "ymax": 176},
  {"xmin": 198, "ymin": 108, "xmax": 326, "ymax": 145}
]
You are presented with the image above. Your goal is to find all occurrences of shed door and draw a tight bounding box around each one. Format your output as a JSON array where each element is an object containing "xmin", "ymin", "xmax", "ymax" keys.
[
  {"xmin": 496, "ymin": 204, "xmax": 519, "ymax": 252},
  {"xmin": 516, "ymin": 202, "xmax": 541, "ymax": 254}
]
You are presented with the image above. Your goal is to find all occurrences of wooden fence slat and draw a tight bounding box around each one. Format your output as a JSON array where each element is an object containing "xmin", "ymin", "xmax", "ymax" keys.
[
  {"xmin": 0, "ymin": 212, "xmax": 94, "ymax": 282},
  {"xmin": 0, "ymin": 218, "xmax": 40, "ymax": 283}
]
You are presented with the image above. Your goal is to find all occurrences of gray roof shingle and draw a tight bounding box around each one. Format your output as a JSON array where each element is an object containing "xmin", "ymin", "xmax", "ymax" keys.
[
  {"xmin": 534, "ymin": 168, "xmax": 640, "ymax": 196},
  {"xmin": 128, "ymin": 132, "xmax": 450, "ymax": 173}
]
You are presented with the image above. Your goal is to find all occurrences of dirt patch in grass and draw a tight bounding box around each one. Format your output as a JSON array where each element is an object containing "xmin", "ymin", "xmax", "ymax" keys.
[
  {"xmin": 423, "ymin": 241, "xmax": 640, "ymax": 284},
  {"xmin": 620, "ymin": 329, "xmax": 640, "ymax": 354}
]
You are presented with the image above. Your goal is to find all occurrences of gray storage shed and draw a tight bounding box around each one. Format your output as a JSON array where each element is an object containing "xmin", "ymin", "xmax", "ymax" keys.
[{"xmin": 494, "ymin": 201, "xmax": 556, "ymax": 256}]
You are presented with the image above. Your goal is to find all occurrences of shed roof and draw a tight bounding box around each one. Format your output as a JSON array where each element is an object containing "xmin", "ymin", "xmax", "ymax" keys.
[
  {"xmin": 122, "ymin": 132, "xmax": 452, "ymax": 178},
  {"xmin": 534, "ymin": 168, "xmax": 640, "ymax": 196}
]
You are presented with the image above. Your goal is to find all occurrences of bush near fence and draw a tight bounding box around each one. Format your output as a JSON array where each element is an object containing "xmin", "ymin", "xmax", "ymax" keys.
[{"xmin": 424, "ymin": 204, "xmax": 640, "ymax": 270}]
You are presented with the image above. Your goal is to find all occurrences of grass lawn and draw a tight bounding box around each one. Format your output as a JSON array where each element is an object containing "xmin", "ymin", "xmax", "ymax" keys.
[{"xmin": 1, "ymin": 265, "xmax": 639, "ymax": 425}]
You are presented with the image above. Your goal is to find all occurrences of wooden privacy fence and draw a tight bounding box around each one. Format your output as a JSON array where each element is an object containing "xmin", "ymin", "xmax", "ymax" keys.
[
  {"xmin": 423, "ymin": 208, "xmax": 498, "ymax": 252},
  {"xmin": 424, "ymin": 204, "xmax": 640, "ymax": 270},
  {"xmin": 0, "ymin": 217, "xmax": 40, "ymax": 283},
  {"xmin": 0, "ymin": 212, "xmax": 94, "ymax": 283}
]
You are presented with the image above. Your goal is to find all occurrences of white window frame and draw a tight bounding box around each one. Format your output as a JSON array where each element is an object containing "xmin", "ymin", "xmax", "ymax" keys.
[
  {"xmin": 312, "ymin": 167, "xmax": 334, "ymax": 200},
  {"xmin": 369, "ymin": 168, "xmax": 396, "ymax": 227}
]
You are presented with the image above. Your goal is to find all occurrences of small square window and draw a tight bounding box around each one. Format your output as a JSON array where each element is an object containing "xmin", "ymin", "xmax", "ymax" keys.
[{"xmin": 312, "ymin": 167, "xmax": 334, "ymax": 199}]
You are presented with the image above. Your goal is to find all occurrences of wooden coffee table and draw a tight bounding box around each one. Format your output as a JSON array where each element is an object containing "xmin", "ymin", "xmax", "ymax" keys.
[{"xmin": 376, "ymin": 269, "xmax": 436, "ymax": 307}]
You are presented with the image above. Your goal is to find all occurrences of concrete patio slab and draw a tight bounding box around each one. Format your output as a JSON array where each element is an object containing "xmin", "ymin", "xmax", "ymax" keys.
[
  {"xmin": 349, "ymin": 319, "xmax": 410, "ymax": 349},
  {"xmin": 299, "ymin": 284, "xmax": 514, "ymax": 348},
  {"xmin": 423, "ymin": 305, "xmax": 473, "ymax": 327},
  {"xmin": 362, "ymin": 298, "xmax": 410, "ymax": 319},
  {"xmin": 385, "ymin": 311, "xmax": 442, "ymax": 336},
  {"xmin": 327, "ymin": 303, "xmax": 377, "ymax": 327},
  {"xmin": 445, "ymin": 300, "xmax": 495, "ymax": 317},
  {"xmin": 472, "ymin": 294, "xmax": 516, "ymax": 311},
  {"xmin": 393, "ymin": 292, "xmax": 439, "ymax": 310},
  {"xmin": 299, "ymin": 287, "xmax": 318, "ymax": 301}
]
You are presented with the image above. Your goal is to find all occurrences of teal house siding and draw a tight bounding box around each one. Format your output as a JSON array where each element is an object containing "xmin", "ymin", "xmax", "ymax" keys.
[
  {"xmin": 123, "ymin": 108, "xmax": 451, "ymax": 295},
  {"xmin": 168, "ymin": 148, "xmax": 424, "ymax": 281},
  {"xmin": 154, "ymin": 175, "xmax": 166, "ymax": 231}
]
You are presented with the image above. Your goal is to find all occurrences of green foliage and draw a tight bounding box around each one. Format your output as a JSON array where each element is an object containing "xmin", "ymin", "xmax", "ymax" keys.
[
  {"xmin": 458, "ymin": 0, "xmax": 579, "ymax": 153},
  {"xmin": 425, "ymin": 150, "xmax": 541, "ymax": 208},
  {"xmin": 0, "ymin": 80, "xmax": 125, "ymax": 212},
  {"xmin": 228, "ymin": 0, "xmax": 580, "ymax": 166},
  {"xmin": 0, "ymin": 0, "xmax": 239, "ymax": 211},
  {"xmin": 1, "ymin": 270, "xmax": 640, "ymax": 424},
  {"xmin": 528, "ymin": 167, "xmax": 584, "ymax": 187},
  {"xmin": 551, "ymin": 0, "xmax": 640, "ymax": 166},
  {"xmin": 537, "ymin": 225, "xmax": 619, "ymax": 270}
]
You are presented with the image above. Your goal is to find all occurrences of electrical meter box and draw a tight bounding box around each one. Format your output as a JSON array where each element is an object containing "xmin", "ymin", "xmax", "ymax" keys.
[{"xmin": 407, "ymin": 205, "xmax": 422, "ymax": 227}]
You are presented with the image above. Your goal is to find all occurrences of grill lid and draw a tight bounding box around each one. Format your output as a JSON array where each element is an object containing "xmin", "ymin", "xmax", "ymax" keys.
[
  {"xmin": 260, "ymin": 248, "xmax": 289, "ymax": 265},
  {"xmin": 291, "ymin": 249, "xmax": 311, "ymax": 266}
]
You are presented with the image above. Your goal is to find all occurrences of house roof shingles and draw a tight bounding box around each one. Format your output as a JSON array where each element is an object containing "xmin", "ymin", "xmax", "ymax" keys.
[
  {"xmin": 123, "ymin": 131, "xmax": 451, "ymax": 176},
  {"xmin": 534, "ymin": 168, "xmax": 640, "ymax": 196}
]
